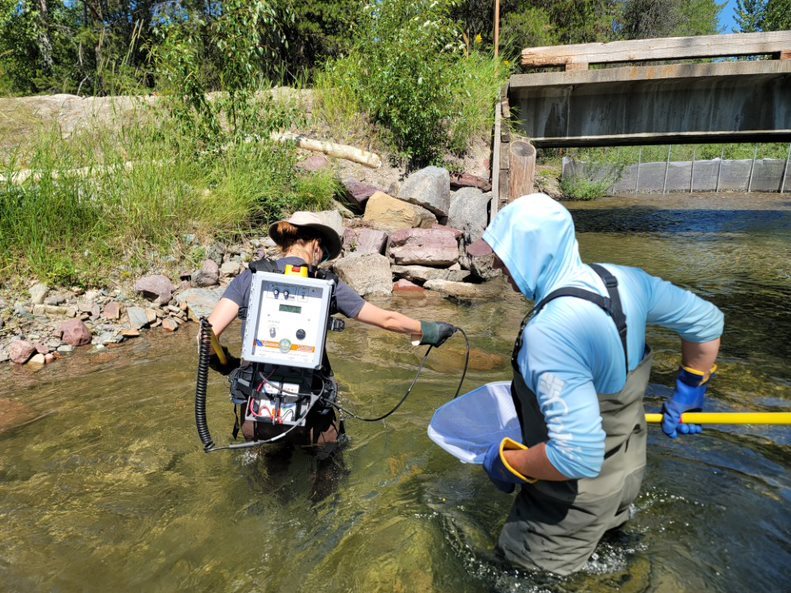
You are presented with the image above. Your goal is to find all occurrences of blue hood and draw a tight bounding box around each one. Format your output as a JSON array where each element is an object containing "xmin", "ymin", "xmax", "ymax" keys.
[{"xmin": 482, "ymin": 193, "xmax": 587, "ymax": 303}]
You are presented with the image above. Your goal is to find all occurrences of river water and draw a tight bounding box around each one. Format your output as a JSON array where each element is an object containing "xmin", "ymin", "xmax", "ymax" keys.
[{"xmin": 0, "ymin": 193, "xmax": 788, "ymax": 593}]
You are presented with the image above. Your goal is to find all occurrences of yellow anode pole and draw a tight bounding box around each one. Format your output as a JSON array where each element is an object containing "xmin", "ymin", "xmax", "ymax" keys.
[
  {"xmin": 645, "ymin": 412, "xmax": 791, "ymax": 425},
  {"xmin": 209, "ymin": 332, "xmax": 227, "ymax": 365}
]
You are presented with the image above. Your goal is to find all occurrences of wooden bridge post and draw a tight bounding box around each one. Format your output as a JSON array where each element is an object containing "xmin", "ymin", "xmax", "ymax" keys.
[{"xmin": 508, "ymin": 139, "xmax": 536, "ymax": 201}]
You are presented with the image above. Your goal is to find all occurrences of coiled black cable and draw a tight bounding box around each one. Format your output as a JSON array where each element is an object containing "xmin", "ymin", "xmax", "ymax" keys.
[{"xmin": 195, "ymin": 318, "xmax": 216, "ymax": 452}]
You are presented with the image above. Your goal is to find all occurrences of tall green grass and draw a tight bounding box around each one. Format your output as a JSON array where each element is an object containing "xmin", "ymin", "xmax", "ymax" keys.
[{"xmin": 0, "ymin": 104, "xmax": 336, "ymax": 287}]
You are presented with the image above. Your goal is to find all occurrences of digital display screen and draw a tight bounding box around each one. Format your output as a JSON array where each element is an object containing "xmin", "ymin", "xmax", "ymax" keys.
[{"xmin": 279, "ymin": 304, "xmax": 302, "ymax": 314}]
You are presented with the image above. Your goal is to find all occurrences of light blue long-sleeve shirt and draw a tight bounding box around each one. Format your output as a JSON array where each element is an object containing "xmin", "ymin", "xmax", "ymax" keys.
[{"xmin": 483, "ymin": 194, "xmax": 724, "ymax": 479}]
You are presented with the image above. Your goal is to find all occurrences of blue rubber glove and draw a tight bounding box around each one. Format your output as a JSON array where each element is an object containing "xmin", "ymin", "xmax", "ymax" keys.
[
  {"xmin": 482, "ymin": 438, "xmax": 536, "ymax": 493},
  {"xmin": 662, "ymin": 365, "xmax": 717, "ymax": 439}
]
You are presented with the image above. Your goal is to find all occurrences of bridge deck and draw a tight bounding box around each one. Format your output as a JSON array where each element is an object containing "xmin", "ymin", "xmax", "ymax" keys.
[{"xmin": 510, "ymin": 60, "xmax": 791, "ymax": 147}]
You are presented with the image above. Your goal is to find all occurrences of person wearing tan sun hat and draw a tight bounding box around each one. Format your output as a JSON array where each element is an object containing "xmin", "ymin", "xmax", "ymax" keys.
[{"xmin": 206, "ymin": 210, "xmax": 456, "ymax": 456}]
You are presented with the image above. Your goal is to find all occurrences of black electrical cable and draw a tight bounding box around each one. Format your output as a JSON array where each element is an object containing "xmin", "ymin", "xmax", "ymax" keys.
[
  {"xmin": 326, "ymin": 327, "xmax": 471, "ymax": 422},
  {"xmin": 195, "ymin": 318, "xmax": 216, "ymax": 452}
]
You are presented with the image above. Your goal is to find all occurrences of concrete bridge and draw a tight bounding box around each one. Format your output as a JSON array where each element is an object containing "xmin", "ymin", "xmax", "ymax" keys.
[{"xmin": 508, "ymin": 31, "xmax": 791, "ymax": 148}]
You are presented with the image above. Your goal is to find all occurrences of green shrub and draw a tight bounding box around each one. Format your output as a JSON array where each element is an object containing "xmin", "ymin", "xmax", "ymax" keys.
[{"xmin": 317, "ymin": 0, "xmax": 507, "ymax": 167}]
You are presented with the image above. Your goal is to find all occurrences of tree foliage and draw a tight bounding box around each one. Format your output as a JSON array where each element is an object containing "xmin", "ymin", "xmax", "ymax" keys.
[
  {"xmin": 734, "ymin": 0, "xmax": 790, "ymax": 32},
  {"xmin": 0, "ymin": 0, "xmax": 742, "ymax": 97}
]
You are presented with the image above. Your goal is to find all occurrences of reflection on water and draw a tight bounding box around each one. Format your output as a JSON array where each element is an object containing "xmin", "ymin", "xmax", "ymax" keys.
[{"xmin": 0, "ymin": 193, "xmax": 788, "ymax": 592}]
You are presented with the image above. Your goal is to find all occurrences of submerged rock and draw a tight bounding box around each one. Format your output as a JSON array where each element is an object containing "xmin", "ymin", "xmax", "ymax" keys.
[
  {"xmin": 0, "ymin": 398, "xmax": 39, "ymax": 433},
  {"xmin": 423, "ymin": 279, "xmax": 502, "ymax": 300}
]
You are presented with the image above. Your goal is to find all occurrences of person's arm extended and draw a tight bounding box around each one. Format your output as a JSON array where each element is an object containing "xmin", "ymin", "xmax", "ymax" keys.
[
  {"xmin": 682, "ymin": 338, "xmax": 720, "ymax": 378},
  {"xmin": 354, "ymin": 302, "xmax": 422, "ymax": 338},
  {"xmin": 207, "ymin": 297, "xmax": 240, "ymax": 338}
]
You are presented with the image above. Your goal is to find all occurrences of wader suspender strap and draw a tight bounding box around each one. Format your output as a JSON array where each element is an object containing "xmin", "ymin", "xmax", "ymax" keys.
[{"xmin": 528, "ymin": 264, "xmax": 629, "ymax": 376}]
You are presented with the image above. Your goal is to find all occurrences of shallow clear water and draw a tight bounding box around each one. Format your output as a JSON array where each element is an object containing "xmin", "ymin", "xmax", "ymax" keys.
[{"xmin": 0, "ymin": 193, "xmax": 788, "ymax": 592}]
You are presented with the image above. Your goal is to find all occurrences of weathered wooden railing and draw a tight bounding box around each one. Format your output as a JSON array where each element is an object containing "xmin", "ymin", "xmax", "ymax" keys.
[{"xmin": 521, "ymin": 31, "xmax": 791, "ymax": 71}]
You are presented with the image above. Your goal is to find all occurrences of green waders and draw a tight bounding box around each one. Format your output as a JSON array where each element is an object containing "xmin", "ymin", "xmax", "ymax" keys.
[{"xmin": 498, "ymin": 263, "xmax": 651, "ymax": 575}]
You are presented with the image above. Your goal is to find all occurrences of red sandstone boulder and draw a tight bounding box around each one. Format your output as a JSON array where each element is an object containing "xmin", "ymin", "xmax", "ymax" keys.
[
  {"xmin": 8, "ymin": 340, "xmax": 36, "ymax": 364},
  {"xmin": 343, "ymin": 227, "xmax": 389, "ymax": 255},
  {"xmin": 134, "ymin": 274, "xmax": 175, "ymax": 305},
  {"xmin": 389, "ymin": 227, "xmax": 460, "ymax": 267},
  {"xmin": 59, "ymin": 319, "xmax": 92, "ymax": 347}
]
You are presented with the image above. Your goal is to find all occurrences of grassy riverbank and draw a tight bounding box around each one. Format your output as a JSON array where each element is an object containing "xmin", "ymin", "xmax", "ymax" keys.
[{"xmin": 0, "ymin": 100, "xmax": 337, "ymax": 289}]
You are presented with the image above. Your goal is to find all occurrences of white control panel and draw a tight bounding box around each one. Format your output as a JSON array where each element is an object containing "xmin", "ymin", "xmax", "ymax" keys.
[{"xmin": 242, "ymin": 272, "xmax": 334, "ymax": 369}]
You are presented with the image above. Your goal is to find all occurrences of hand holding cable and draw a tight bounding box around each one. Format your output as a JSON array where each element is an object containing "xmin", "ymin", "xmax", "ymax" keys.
[
  {"xmin": 417, "ymin": 321, "xmax": 457, "ymax": 347},
  {"xmin": 662, "ymin": 364, "xmax": 717, "ymax": 438}
]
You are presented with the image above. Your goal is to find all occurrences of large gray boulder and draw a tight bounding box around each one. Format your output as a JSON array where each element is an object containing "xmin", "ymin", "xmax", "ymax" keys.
[
  {"xmin": 398, "ymin": 166, "xmax": 451, "ymax": 218},
  {"xmin": 176, "ymin": 287, "xmax": 225, "ymax": 322},
  {"xmin": 447, "ymin": 188, "xmax": 491, "ymax": 244},
  {"xmin": 363, "ymin": 191, "xmax": 436, "ymax": 231},
  {"xmin": 389, "ymin": 227, "xmax": 460, "ymax": 267},
  {"xmin": 333, "ymin": 252, "xmax": 393, "ymax": 297}
]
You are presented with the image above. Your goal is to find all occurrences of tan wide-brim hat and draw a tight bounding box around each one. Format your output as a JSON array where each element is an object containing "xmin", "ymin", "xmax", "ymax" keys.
[{"xmin": 268, "ymin": 211, "xmax": 343, "ymax": 261}]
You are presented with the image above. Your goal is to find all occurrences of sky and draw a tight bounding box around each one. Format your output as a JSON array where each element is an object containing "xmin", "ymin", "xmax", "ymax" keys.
[{"xmin": 718, "ymin": 0, "xmax": 739, "ymax": 33}]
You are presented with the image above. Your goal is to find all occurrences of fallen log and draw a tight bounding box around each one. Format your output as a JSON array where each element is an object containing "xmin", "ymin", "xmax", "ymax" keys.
[{"xmin": 270, "ymin": 132, "xmax": 382, "ymax": 169}]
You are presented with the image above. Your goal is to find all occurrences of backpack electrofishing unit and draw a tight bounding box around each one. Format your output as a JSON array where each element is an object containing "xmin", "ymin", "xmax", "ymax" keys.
[
  {"xmin": 194, "ymin": 260, "xmax": 470, "ymax": 454},
  {"xmin": 195, "ymin": 261, "xmax": 345, "ymax": 452}
]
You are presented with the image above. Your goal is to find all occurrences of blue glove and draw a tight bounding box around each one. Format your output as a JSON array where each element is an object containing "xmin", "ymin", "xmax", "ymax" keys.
[
  {"xmin": 482, "ymin": 438, "xmax": 536, "ymax": 493},
  {"xmin": 662, "ymin": 365, "xmax": 717, "ymax": 439}
]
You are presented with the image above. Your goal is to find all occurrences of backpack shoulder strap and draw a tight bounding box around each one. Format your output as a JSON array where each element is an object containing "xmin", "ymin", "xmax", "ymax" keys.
[
  {"xmin": 248, "ymin": 258, "xmax": 278, "ymax": 274},
  {"xmin": 530, "ymin": 264, "xmax": 629, "ymax": 375}
]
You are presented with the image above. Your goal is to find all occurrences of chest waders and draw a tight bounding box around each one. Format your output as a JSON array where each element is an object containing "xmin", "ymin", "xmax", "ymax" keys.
[
  {"xmin": 498, "ymin": 264, "xmax": 652, "ymax": 575},
  {"xmin": 230, "ymin": 259, "xmax": 346, "ymax": 455}
]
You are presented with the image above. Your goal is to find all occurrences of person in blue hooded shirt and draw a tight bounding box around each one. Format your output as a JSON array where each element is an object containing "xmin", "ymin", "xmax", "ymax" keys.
[{"xmin": 479, "ymin": 193, "xmax": 723, "ymax": 575}]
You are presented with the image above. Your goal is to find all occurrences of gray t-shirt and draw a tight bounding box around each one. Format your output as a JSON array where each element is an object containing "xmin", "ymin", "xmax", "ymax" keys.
[{"xmin": 223, "ymin": 257, "xmax": 365, "ymax": 335}]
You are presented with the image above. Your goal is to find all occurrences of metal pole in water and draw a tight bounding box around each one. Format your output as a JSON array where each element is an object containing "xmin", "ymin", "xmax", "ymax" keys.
[
  {"xmin": 662, "ymin": 145, "xmax": 672, "ymax": 194},
  {"xmin": 747, "ymin": 144, "xmax": 758, "ymax": 193}
]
